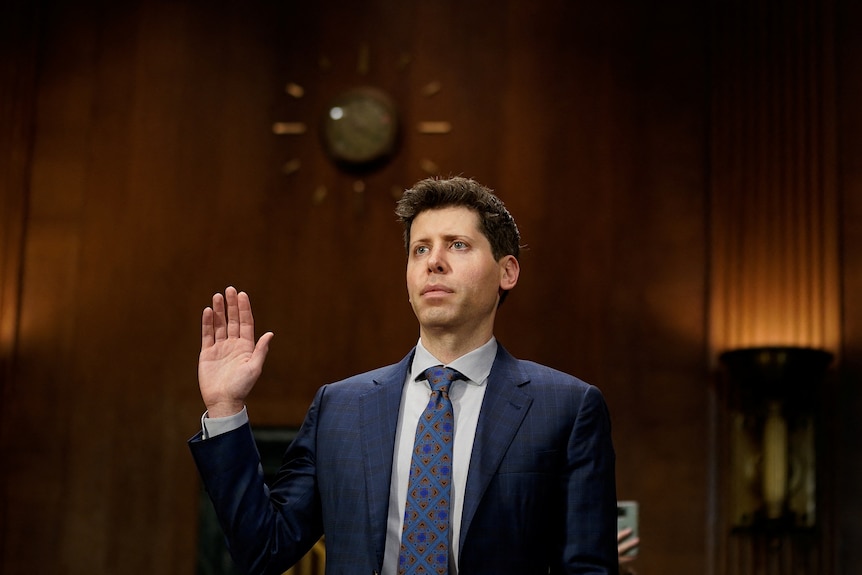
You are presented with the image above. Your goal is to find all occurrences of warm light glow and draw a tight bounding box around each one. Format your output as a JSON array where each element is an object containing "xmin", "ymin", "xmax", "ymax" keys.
[
  {"xmin": 708, "ymin": 2, "xmax": 840, "ymax": 366},
  {"xmin": 709, "ymin": 183, "xmax": 840, "ymax": 364},
  {"xmin": 0, "ymin": 314, "xmax": 12, "ymax": 359}
]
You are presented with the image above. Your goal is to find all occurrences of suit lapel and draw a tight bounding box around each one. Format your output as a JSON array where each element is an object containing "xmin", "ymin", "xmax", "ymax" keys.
[
  {"xmin": 359, "ymin": 351, "xmax": 414, "ymax": 564},
  {"xmin": 459, "ymin": 347, "xmax": 532, "ymax": 552}
]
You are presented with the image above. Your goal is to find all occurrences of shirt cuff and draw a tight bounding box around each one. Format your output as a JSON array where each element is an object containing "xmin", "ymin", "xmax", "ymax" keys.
[{"xmin": 200, "ymin": 406, "xmax": 249, "ymax": 439}]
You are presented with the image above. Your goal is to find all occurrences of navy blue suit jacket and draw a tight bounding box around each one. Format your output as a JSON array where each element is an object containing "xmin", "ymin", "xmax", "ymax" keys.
[{"xmin": 189, "ymin": 345, "xmax": 619, "ymax": 575}]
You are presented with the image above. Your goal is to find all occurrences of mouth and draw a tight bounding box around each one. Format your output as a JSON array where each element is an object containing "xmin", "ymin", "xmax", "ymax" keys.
[{"xmin": 420, "ymin": 284, "xmax": 453, "ymax": 296}]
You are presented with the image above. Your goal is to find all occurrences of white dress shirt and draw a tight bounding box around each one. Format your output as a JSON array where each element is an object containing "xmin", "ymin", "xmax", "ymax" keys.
[{"xmin": 200, "ymin": 337, "xmax": 497, "ymax": 575}]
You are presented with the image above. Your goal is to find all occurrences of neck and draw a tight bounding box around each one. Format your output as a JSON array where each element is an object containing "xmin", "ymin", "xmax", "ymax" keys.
[{"xmin": 419, "ymin": 328, "xmax": 493, "ymax": 365}]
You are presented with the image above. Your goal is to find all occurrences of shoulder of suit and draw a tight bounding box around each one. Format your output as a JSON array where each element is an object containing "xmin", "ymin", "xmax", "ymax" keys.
[{"xmin": 514, "ymin": 359, "xmax": 593, "ymax": 389}]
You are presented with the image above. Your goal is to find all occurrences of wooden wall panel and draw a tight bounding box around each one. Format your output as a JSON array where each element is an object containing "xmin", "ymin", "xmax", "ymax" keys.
[
  {"xmin": 2, "ymin": 1, "xmax": 711, "ymax": 574},
  {"xmin": 0, "ymin": 1, "xmax": 43, "ymax": 568},
  {"xmin": 708, "ymin": 1, "xmax": 843, "ymax": 574},
  {"xmin": 708, "ymin": 0, "xmax": 840, "ymax": 360},
  {"xmin": 834, "ymin": 0, "xmax": 862, "ymax": 572},
  {"xmin": 0, "ymin": 1, "xmax": 37, "ymax": 388}
]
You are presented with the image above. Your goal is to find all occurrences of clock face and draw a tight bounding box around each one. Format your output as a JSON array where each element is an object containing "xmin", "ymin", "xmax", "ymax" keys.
[{"xmin": 321, "ymin": 86, "xmax": 399, "ymax": 168}]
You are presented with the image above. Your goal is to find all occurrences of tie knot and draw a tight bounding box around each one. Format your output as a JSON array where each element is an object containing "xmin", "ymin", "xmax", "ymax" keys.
[{"xmin": 423, "ymin": 365, "xmax": 464, "ymax": 392}]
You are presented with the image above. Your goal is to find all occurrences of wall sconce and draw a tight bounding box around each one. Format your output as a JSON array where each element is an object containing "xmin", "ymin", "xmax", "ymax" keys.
[{"xmin": 718, "ymin": 346, "xmax": 832, "ymax": 531}]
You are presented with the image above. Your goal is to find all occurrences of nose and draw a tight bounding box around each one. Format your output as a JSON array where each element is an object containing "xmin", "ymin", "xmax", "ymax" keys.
[{"xmin": 427, "ymin": 245, "xmax": 447, "ymax": 273}]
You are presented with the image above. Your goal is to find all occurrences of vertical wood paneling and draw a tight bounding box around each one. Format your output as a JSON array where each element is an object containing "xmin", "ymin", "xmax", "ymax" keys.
[
  {"xmin": 0, "ymin": 1, "xmax": 41, "ymax": 566},
  {"xmin": 708, "ymin": 1, "xmax": 839, "ymax": 574},
  {"xmin": 833, "ymin": 0, "xmax": 862, "ymax": 572},
  {"xmin": 0, "ymin": 0, "xmax": 38, "ymax": 398},
  {"xmin": 709, "ymin": 0, "xmax": 840, "ymax": 361}
]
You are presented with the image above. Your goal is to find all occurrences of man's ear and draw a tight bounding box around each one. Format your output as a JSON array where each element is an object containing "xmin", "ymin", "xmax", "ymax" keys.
[{"xmin": 499, "ymin": 255, "xmax": 520, "ymax": 291}]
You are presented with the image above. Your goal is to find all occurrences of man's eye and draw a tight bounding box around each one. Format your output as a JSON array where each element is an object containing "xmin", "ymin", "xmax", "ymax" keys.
[
  {"xmin": 414, "ymin": 246, "xmax": 429, "ymax": 255},
  {"xmin": 452, "ymin": 241, "xmax": 467, "ymax": 249}
]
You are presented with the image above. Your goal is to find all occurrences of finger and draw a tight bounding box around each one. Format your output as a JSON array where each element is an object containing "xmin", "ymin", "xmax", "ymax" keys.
[
  {"xmin": 237, "ymin": 290, "xmax": 256, "ymax": 343},
  {"xmin": 617, "ymin": 527, "xmax": 633, "ymax": 542},
  {"xmin": 250, "ymin": 331, "xmax": 275, "ymax": 369},
  {"xmin": 201, "ymin": 306, "xmax": 215, "ymax": 350},
  {"xmin": 212, "ymin": 292, "xmax": 227, "ymax": 341},
  {"xmin": 225, "ymin": 286, "xmax": 240, "ymax": 339},
  {"xmin": 618, "ymin": 537, "xmax": 640, "ymax": 554}
]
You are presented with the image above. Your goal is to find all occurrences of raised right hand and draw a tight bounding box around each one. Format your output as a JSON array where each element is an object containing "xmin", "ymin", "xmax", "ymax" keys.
[{"xmin": 198, "ymin": 286, "xmax": 274, "ymax": 418}]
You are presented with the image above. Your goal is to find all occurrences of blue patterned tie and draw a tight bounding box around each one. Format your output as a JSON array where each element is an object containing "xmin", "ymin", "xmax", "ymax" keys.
[{"xmin": 398, "ymin": 366, "xmax": 463, "ymax": 575}]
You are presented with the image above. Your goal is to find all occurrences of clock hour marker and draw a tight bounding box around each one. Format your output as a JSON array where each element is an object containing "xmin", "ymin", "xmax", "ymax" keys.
[
  {"xmin": 420, "ymin": 158, "xmax": 440, "ymax": 175},
  {"xmin": 285, "ymin": 83, "xmax": 304, "ymax": 98},
  {"xmin": 397, "ymin": 53, "xmax": 412, "ymax": 71},
  {"xmin": 422, "ymin": 81, "xmax": 442, "ymax": 97},
  {"xmin": 281, "ymin": 158, "xmax": 301, "ymax": 175},
  {"xmin": 272, "ymin": 122, "xmax": 307, "ymax": 135},
  {"xmin": 312, "ymin": 185, "xmax": 328, "ymax": 204},
  {"xmin": 417, "ymin": 121, "xmax": 452, "ymax": 135},
  {"xmin": 357, "ymin": 42, "xmax": 370, "ymax": 75}
]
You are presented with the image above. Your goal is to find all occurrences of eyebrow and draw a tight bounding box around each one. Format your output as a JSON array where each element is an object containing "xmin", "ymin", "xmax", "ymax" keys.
[{"xmin": 410, "ymin": 232, "xmax": 474, "ymax": 247}]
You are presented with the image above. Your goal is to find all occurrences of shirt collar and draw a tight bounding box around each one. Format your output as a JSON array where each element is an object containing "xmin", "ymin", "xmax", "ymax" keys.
[{"xmin": 410, "ymin": 337, "xmax": 498, "ymax": 386}]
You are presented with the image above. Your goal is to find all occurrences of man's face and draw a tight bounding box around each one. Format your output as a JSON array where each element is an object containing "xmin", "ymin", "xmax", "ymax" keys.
[{"xmin": 406, "ymin": 206, "xmax": 518, "ymax": 337}]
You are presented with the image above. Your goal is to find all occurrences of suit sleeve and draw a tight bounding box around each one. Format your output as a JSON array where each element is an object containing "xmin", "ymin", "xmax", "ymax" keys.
[
  {"xmin": 558, "ymin": 384, "xmax": 619, "ymax": 575},
  {"xmin": 188, "ymin": 390, "xmax": 325, "ymax": 575}
]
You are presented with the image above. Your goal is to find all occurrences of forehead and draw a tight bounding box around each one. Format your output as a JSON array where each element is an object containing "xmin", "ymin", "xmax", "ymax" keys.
[{"xmin": 410, "ymin": 206, "xmax": 482, "ymax": 238}]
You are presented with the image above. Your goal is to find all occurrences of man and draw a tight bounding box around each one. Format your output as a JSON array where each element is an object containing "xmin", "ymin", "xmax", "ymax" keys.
[{"xmin": 189, "ymin": 176, "xmax": 619, "ymax": 574}]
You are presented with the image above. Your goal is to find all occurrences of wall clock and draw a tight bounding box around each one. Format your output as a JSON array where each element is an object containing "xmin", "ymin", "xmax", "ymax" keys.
[
  {"xmin": 272, "ymin": 42, "xmax": 453, "ymax": 203},
  {"xmin": 321, "ymin": 86, "xmax": 399, "ymax": 169}
]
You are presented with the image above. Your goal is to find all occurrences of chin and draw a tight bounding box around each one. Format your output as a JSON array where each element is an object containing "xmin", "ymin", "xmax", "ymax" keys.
[{"xmin": 416, "ymin": 308, "xmax": 455, "ymax": 329}]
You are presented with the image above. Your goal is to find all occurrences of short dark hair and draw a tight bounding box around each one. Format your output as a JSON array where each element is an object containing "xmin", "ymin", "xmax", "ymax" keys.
[{"xmin": 395, "ymin": 176, "xmax": 521, "ymax": 261}]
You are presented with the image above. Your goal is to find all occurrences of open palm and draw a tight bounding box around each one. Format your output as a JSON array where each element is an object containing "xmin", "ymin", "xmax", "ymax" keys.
[{"xmin": 198, "ymin": 286, "xmax": 273, "ymax": 418}]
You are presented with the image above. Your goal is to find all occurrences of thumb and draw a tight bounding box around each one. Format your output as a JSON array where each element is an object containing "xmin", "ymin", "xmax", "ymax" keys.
[{"xmin": 250, "ymin": 331, "xmax": 274, "ymax": 369}]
